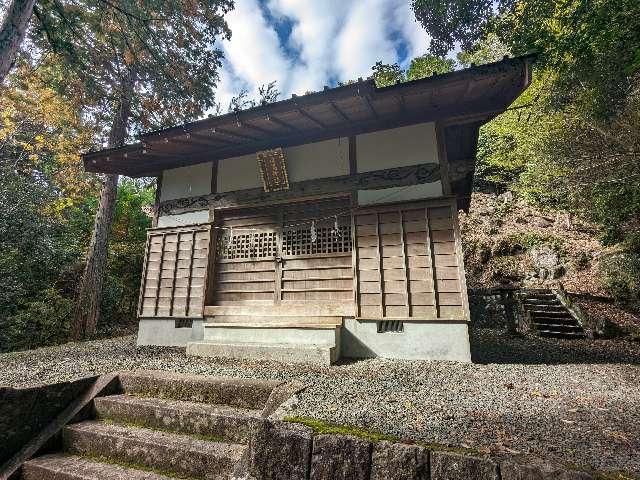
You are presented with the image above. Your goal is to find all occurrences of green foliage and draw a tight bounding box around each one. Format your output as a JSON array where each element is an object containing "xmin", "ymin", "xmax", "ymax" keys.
[
  {"xmin": 457, "ymin": 33, "xmax": 510, "ymax": 68},
  {"xmin": 283, "ymin": 416, "xmax": 398, "ymax": 443},
  {"xmin": 492, "ymin": 232, "xmax": 562, "ymax": 257},
  {"xmin": 30, "ymin": 0, "xmax": 234, "ymax": 132},
  {"xmin": 101, "ymin": 179, "xmax": 154, "ymax": 330},
  {"xmin": 371, "ymin": 61, "xmax": 405, "ymax": 87},
  {"xmin": 0, "ymin": 71, "xmax": 154, "ymax": 351},
  {"xmin": 372, "ymin": 55, "xmax": 454, "ymax": 88},
  {"xmin": 1, "ymin": 288, "xmax": 73, "ymax": 352},
  {"xmin": 600, "ymin": 252, "xmax": 640, "ymax": 313},
  {"xmin": 407, "ymin": 54, "xmax": 455, "ymax": 80},
  {"xmin": 411, "ymin": 0, "xmax": 493, "ymax": 56}
]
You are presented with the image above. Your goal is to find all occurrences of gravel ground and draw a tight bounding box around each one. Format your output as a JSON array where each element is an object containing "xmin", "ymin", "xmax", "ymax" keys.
[{"xmin": 1, "ymin": 330, "xmax": 639, "ymax": 476}]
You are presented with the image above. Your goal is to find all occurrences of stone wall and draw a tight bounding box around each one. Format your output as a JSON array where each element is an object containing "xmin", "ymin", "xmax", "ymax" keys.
[
  {"xmin": 469, "ymin": 288, "xmax": 524, "ymax": 331},
  {"xmin": 248, "ymin": 419, "xmax": 595, "ymax": 480},
  {"xmin": 0, "ymin": 377, "xmax": 97, "ymax": 465}
]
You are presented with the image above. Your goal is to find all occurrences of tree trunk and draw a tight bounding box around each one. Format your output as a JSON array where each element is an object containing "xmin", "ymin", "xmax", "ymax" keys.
[
  {"xmin": 0, "ymin": 0, "xmax": 36, "ymax": 83},
  {"xmin": 71, "ymin": 68, "xmax": 135, "ymax": 340}
]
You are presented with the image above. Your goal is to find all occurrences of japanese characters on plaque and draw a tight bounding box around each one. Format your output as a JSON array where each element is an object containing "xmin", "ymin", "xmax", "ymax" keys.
[{"xmin": 256, "ymin": 147, "xmax": 289, "ymax": 192}]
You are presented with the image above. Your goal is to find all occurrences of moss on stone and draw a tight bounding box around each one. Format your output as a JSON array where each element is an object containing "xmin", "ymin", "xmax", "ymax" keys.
[
  {"xmin": 74, "ymin": 452, "xmax": 199, "ymax": 480},
  {"xmin": 283, "ymin": 416, "xmax": 398, "ymax": 443},
  {"xmin": 98, "ymin": 418, "xmax": 225, "ymax": 443}
]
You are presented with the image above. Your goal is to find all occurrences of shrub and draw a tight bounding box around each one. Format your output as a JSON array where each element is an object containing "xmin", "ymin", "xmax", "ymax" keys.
[
  {"xmin": 1, "ymin": 288, "xmax": 73, "ymax": 352},
  {"xmin": 600, "ymin": 252, "xmax": 640, "ymax": 313},
  {"xmin": 492, "ymin": 232, "xmax": 562, "ymax": 257}
]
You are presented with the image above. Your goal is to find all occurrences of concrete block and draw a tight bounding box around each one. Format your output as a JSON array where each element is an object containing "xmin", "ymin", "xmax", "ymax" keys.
[
  {"xmin": 310, "ymin": 434, "xmax": 372, "ymax": 480},
  {"xmin": 248, "ymin": 419, "xmax": 313, "ymax": 480},
  {"xmin": 341, "ymin": 319, "xmax": 471, "ymax": 362},
  {"xmin": 370, "ymin": 441, "xmax": 429, "ymax": 480},
  {"xmin": 186, "ymin": 341, "xmax": 338, "ymax": 365},
  {"xmin": 137, "ymin": 318, "xmax": 193, "ymax": 346},
  {"xmin": 430, "ymin": 451, "xmax": 499, "ymax": 480},
  {"xmin": 203, "ymin": 324, "xmax": 339, "ymax": 346}
]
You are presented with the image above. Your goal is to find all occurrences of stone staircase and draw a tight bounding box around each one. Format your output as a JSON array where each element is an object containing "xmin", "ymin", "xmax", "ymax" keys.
[
  {"xmin": 187, "ymin": 307, "xmax": 343, "ymax": 365},
  {"xmin": 523, "ymin": 290, "xmax": 587, "ymax": 339},
  {"xmin": 20, "ymin": 370, "xmax": 282, "ymax": 480}
]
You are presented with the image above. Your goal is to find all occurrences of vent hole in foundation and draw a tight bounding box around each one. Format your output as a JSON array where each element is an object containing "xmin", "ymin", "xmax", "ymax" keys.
[
  {"xmin": 377, "ymin": 320, "xmax": 404, "ymax": 333},
  {"xmin": 175, "ymin": 319, "xmax": 193, "ymax": 329}
]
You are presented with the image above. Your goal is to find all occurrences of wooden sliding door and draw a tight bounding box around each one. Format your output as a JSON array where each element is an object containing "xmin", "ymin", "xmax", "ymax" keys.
[
  {"xmin": 353, "ymin": 199, "xmax": 468, "ymax": 320},
  {"xmin": 211, "ymin": 198, "xmax": 353, "ymax": 315}
]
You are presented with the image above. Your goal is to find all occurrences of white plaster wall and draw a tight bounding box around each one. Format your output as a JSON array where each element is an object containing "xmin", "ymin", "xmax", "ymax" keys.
[
  {"xmin": 217, "ymin": 138, "xmax": 349, "ymax": 192},
  {"xmin": 286, "ymin": 138, "xmax": 349, "ymax": 182},
  {"xmin": 358, "ymin": 182, "xmax": 443, "ymax": 206},
  {"xmin": 356, "ymin": 122, "xmax": 439, "ymax": 173},
  {"xmin": 160, "ymin": 162, "xmax": 212, "ymax": 201},
  {"xmin": 217, "ymin": 153, "xmax": 262, "ymax": 192},
  {"xmin": 341, "ymin": 319, "xmax": 471, "ymax": 362},
  {"xmin": 157, "ymin": 210, "xmax": 209, "ymax": 228}
]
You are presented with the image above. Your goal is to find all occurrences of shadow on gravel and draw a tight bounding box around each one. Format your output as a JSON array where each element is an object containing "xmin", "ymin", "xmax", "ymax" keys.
[{"xmin": 471, "ymin": 328, "xmax": 640, "ymax": 365}]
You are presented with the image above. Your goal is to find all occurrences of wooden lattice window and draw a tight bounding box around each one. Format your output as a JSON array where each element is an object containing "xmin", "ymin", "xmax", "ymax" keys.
[
  {"xmin": 216, "ymin": 231, "xmax": 277, "ymax": 260},
  {"xmin": 282, "ymin": 224, "xmax": 352, "ymax": 256},
  {"xmin": 139, "ymin": 225, "xmax": 211, "ymax": 318}
]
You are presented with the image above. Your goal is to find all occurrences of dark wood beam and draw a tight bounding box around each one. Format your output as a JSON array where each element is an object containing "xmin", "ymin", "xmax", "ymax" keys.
[
  {"xmin": 348, "ymin": 136, "xmax": 357, "ymax": 174},
  {"xmin": 238, "ymin": 121, "xmax": 274, "ymax": 137},
  {"xmin": 157, "ymin": 163, "xmax": 441, "ymax": 215},
  {"xmin": 213, "ymin": 127, "xmax": 260, "ymax": 143},
  {"xmin": 329, "ymin": 101, "xmax": 350, "ymax": 122},
  {"xmin": 361, "ymin": 95, "xmax": 377, "ymax": 117},
  {"xmin": 265, "ymin": 114, "xmax": 300, "ymax": 133},
  {"xmin": 296, "ymin": 108, "xmax": 326, "ymax": 129}
]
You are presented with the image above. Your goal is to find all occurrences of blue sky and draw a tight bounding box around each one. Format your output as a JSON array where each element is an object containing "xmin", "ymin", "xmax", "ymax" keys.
[{"xmin": 216, "ymin": 0, "xmax": 431, "ymax": 107}]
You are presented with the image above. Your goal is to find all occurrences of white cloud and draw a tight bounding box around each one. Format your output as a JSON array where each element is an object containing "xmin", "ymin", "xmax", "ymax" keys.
[
  {"xmin": 214, "ymin": 0, "xmax": 434, "ymax": 109},
  {"xmin": 392, "ymin": 0, "xmax": 431, "ymax": 65},
  {"xmin": 267, "ymin": 0, "xmax": 350, "ymax": 94},
  {"xmin": 335, "ymin": 0, "xmax": 398, "ymax": 82},
  {"xmin": 216, "ymin": 0, "xmax": 290, "ymax": 108}
]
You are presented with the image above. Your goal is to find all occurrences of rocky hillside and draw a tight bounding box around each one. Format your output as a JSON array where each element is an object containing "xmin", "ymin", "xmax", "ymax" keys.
[{"xmin": 460, "ymin": 192, "xmax": 640, "ymax": 336}]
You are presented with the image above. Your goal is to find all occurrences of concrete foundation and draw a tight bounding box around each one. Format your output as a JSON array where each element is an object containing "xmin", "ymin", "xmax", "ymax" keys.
[
  {"xmin": 137, "ymin": 318, "xmax": 471, "ymax": 363},
  {"xmin": 137, "ymin": 319, "xmax": 204, "ymax": 347},
  {"xmin": 341, "ymin": 319, "xmax": 471, "ymax": 362}
]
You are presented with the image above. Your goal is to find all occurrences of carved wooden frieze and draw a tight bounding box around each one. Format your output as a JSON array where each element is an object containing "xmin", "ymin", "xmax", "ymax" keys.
[{"xmin": 157, "ymin": 163, "xmax": 441, "ymax": 216}]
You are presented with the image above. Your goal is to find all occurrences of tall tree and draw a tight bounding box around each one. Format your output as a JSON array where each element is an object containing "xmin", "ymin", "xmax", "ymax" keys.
[
  {"xmin": 27, "ymin": 0, "xmax": 233, "ymax": 339},
  {"xmin": 72, "ymin": 66, "xmax": 134, "ymax": 339},
  {"xmin": 0, "ymin": 0, "xmax": 35, "ymax": 83}
]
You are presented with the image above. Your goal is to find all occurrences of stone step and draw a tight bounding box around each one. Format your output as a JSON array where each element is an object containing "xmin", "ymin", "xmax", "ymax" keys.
[
  {"xmin": 537, "ymin": 330, "xmax": 587, "ymax": 338},
  {"xmin": 22, "ymin": 453, "xmax": 176, "ymax": 480},
  {"xmin": 531, "ymin": 317, "xmax": 575, "ymax": 326},
  {"xmin": 524, "ymin": 303, "xmax": 565, "ymax": 310},
  {"xmin": 63, "ymin": 421, "xmax": 244, "ymax": 480},
  {"xmin": 187, "ymin": 341, "xmax": 338, "ymax": 365},
  {"xmin": 203, "ymin": 324, "xmax": 340, "ymax": 346},
  {"xmin": 533, "ymin": 323, "xmax": 583, "ymax": 332},
  {"xmin": 528, "ymin": 310, "xmax": 572, "ymax": 318},
  {"xmin": 525, "ymin": 292, "xmax": 555, "ymax": 299},
  {"xmin": 94, "ymin": 394, "xmax": 262, "ymax": 444},
  {"xmin": 117, "ymin": 370, "xmax": 281, "ymax": 410}
]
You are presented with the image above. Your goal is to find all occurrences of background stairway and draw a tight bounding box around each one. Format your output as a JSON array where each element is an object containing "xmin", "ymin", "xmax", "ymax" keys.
[
  {"xmin": 523, "ymin": 290, "xmax": 586, "ymax": 339},
  {"xmin": 20, "ymin": 371, "xmax": 281, "ymax": 480}
]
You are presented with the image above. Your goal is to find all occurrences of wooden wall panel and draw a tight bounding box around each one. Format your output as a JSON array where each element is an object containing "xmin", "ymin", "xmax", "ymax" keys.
[
  {"xmin": 353, "ymin": 199, "xmax": 468, "ymax": 320},
  {"xmin": 138, "ymin": 225, "xmax": 211, "ymax": 318}
]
